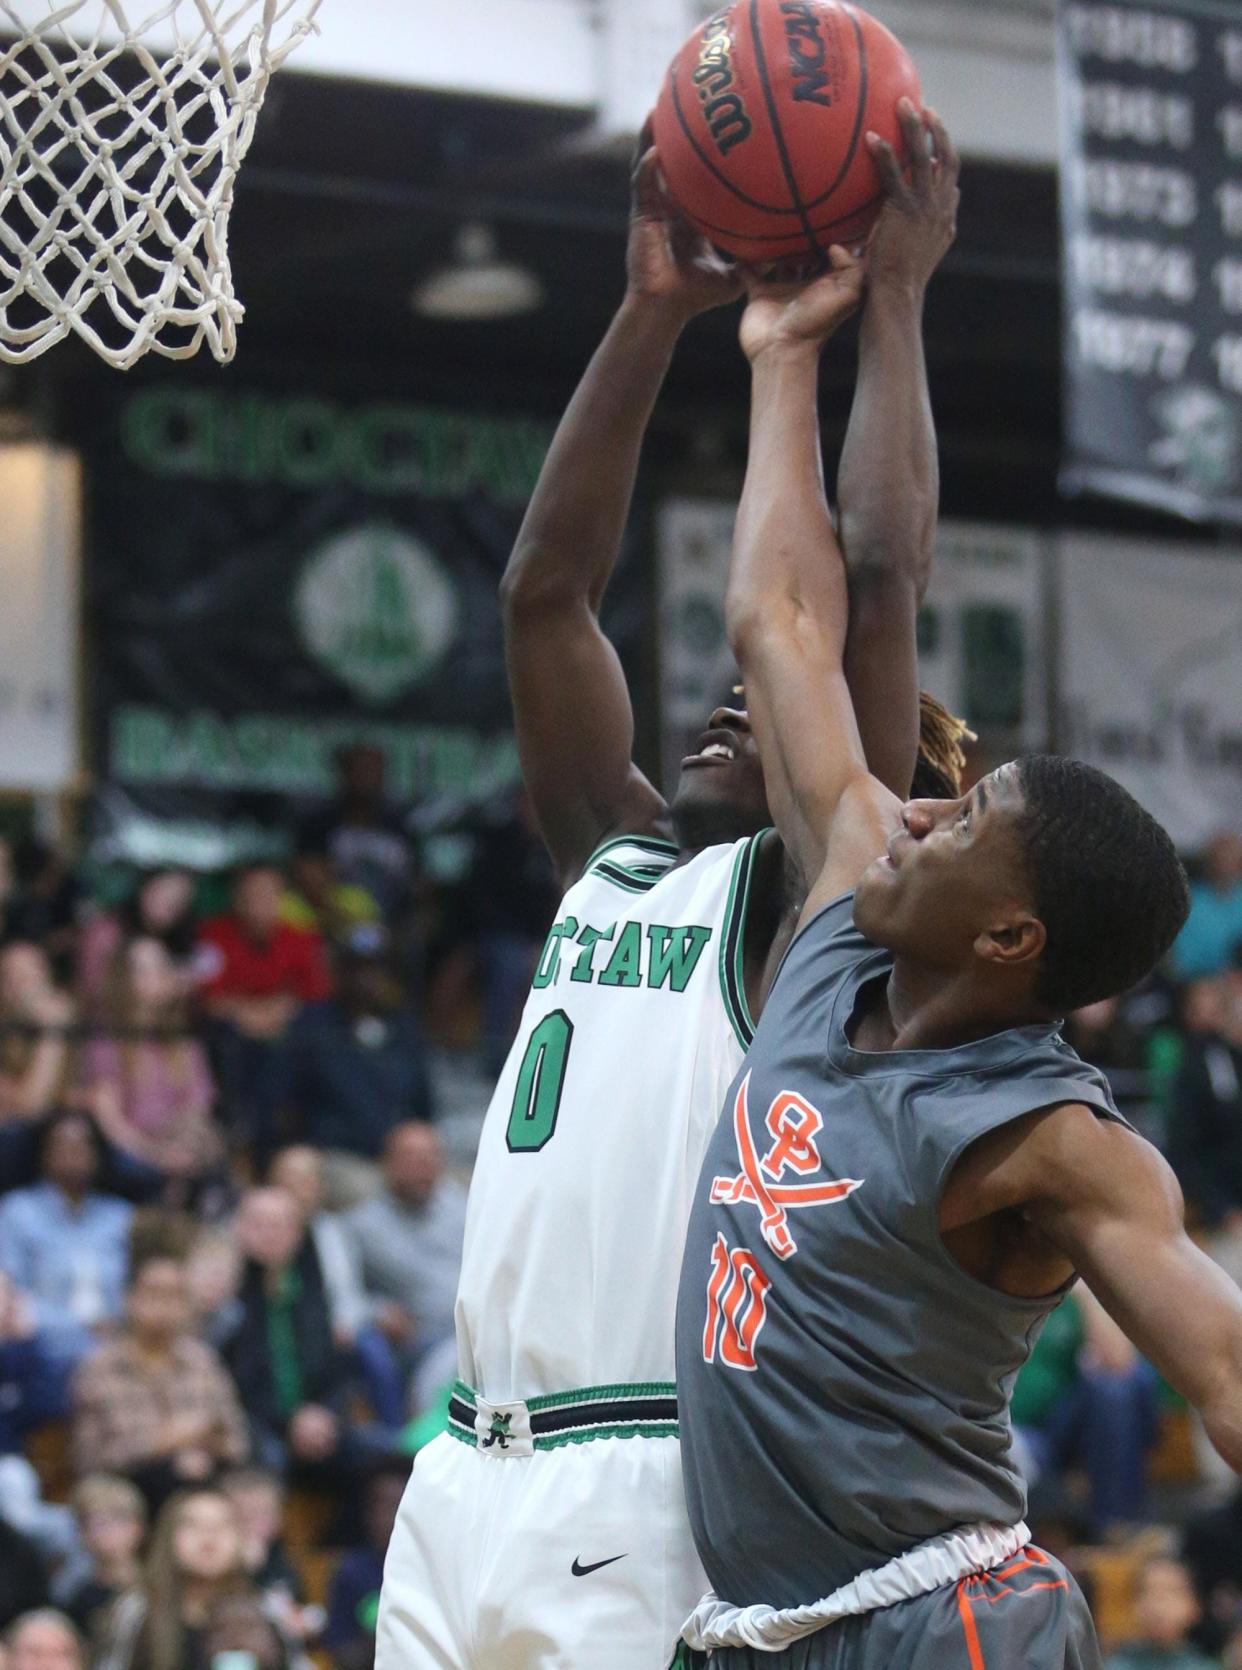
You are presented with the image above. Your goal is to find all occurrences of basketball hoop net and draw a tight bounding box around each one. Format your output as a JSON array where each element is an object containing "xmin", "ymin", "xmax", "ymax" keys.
[{"xmin": 0, "ymin": 0, "xmax": 321, "ymax": 369}]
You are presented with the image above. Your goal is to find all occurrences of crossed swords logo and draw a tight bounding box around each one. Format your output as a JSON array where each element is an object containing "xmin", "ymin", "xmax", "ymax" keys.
[{"xmin": 711, "ymin": 1072, "xmax": 863, "ymax": 1260}]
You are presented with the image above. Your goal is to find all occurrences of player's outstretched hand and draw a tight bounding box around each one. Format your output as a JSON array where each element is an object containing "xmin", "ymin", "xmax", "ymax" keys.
[
  {"xmin": 864, "ymin": 99, "xmax": 960, "ymax": 296},
  {"xmin": 738, "ymin": 245, "xmax": 865, "ymax": 364},
  {"xmin": 627, "ymin": 121, "xmax": 743, "ymax": 319}
]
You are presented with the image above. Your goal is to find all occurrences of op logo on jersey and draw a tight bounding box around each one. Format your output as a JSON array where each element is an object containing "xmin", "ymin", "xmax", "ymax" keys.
[
  {"xmin": 710, "ymin": 1072, "xmax": 863, "ymax": 1260},
  {"xmin": 703, "ymin": 1074, "xmax": 863, "ymax": 1374}
]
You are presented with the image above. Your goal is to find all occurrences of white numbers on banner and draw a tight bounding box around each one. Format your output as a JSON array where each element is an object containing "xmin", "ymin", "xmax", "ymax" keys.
[
  {"xmin": 1075, "ymin": 312, "xmax": 1195, "ymax": 380},
  {"xmin": 1071, "ymin": 237, "xmax": 1197, "ymax": 303},
  {"xmin": 1213, "ymin": 336, "xmax": 1242, "ymax": 395},
  {"xmin": 1218, "ymin": 183, "xmax": 1242, "ymax": 240},
  {"xmin": 1219, "ymin": 108, "xmax": 1242, "ymax": 162},
  {"xmin": 1221, "ymin": 31, "xmax": 1242, "ymax": 85},
  {"xmin": 1215, "ymin": 260, "xmax": 1242, "ymax": 315},
  {"xmin": 1072, "ymin": 83, "xmax": 1194, "ymax": 149},
  {"xmin": 1076, "ymin": 161, "xmax": 1197, "ymax": 228},
  {"xmin": 1065, "ymin": 7, "xmax": 1198, "ymax": 74}
]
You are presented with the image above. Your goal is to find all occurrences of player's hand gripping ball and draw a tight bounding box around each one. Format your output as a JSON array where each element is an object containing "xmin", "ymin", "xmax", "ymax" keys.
[{"xmin": 652, "ymin": 0, "xmax": 922, "ymax": 266}]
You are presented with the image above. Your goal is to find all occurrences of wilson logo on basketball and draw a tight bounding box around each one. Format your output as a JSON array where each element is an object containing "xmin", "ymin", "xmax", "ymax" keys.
[{"xmin": 694, "ymin": 13, "xmax": 754, "ymax": 156}]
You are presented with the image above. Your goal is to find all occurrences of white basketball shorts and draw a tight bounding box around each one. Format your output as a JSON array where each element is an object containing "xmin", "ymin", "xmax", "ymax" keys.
[{"xmin": 375, "ymin": 1383, "xmax": 707, "ymax": 1670}]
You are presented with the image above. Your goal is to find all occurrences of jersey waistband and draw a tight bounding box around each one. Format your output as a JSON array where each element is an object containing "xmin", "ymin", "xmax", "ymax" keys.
[
  {"xmin": 447, "ymin": 1380, "xmax": 679, "ymax": 1456},
  {"xmin": 682, "ymin": 1521, "xmax": 1032, "ymax": 1653}
]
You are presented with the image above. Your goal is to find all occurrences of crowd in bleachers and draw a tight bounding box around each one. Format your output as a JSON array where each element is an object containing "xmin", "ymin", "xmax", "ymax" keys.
[
  {"xmin": 0, "ymin": 745, "xmax": 553, "ymax": 1670},
  {"xmin": 2, "ymin": 741, "xmax": 1242, "ymax": 1665}
]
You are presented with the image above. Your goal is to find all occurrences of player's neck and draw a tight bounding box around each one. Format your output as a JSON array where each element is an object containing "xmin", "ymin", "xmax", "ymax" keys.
[{"xmin": 881, "ymin": 957, "xmax": 1050, "ymax": 1052}]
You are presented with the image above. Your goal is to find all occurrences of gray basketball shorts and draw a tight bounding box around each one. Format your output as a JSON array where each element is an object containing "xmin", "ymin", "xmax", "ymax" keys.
[{"xmin": 689, "ymin": 1549, "xmax": 1102, "ymax": 1670}]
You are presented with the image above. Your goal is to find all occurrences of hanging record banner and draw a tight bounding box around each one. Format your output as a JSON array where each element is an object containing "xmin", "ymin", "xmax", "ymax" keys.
[{"xmin": 1059, "ymin": 0, "xmax": 1242, "ymax": 521}]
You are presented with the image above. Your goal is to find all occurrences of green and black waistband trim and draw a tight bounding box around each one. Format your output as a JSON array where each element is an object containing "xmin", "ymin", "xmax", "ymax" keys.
[{"xmin": 447, "ymin": 1380, "xmax": 679, "ymax": 1451}]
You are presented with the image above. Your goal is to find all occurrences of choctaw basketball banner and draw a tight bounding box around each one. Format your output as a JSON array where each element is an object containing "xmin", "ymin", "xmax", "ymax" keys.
[
  {"xmin": 83, "ymin": 379, "xmax": 648, "ymax": 866},
  {"xmin": 1059, "ymin": 534, "xmax": 1242, "ymax": 846},
  {"xmin": 1058, "ymin": 0, "xmax": 1242, "ymax": 522}
]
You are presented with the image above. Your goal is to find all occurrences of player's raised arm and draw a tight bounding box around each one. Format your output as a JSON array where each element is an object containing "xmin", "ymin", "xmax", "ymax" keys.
[
  {"xmin": 839, "ymin": 103, "xmax": 960, "ymax": 797},
  {"xmin": 1019, "ymin": 1110, "xmax": 1242, "ymax": 1473},
  {"xmin": 502, "ymin": 141, "xmax": 740, "ymax": 885},
  {"xmin": 728, "ymin": 258, "xmax": 903, "ymax": 919}
]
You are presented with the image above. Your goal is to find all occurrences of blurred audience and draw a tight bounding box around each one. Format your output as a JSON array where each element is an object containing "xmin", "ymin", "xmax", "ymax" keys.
[
  {"xmin": 83, "ymin": 936, "xmax": 222, "ymax": 1200},
  {"xmin": 274, "ymin": 927, "xmax": 434, "ymax": 1206},
  {"xmin": 1169, "ymin": 969, "xmax": 1242, "ymax": 1240},
  {"xmin": 1012, "ymin": 1287, "xmax": 1159, "ymax": 1537},
  {"xmin": 298, "ymin": 746, "xmax": 414, "ymax": 922},
  {"xmin": 198, "ymin": 1593, "xmax": 293, "ymax": 1670},
  {"xmin": 0, "ymin": 945, "xmax": 75, "ymax": 1157},
  {"xmin": 96, "ymin": 1489, "xmax": 253, "ymax": 1670},
  {"xmin": 322, "ymin": 1462, "xmax": 406, "ymax": 1670},
  {"xmin": 1184, "ymin": 1485, "xmax": 1242, "ymax": 1655},
  {"xmin": 220, "ymin": 1467, "xmax": 319, "ymax": 1648},
  {"xmin": 462, "ymin": 789, "xmax": 557, "ymax": 1074},
  {"xmin": 8, "ymin": 841, "xmax": 81, "ymax": 975},
  {"xmin": 1174, "ymin": 833, "xmax": 1242, "ymax": 979},
  {"xmin": 0, "ymin": 1520, "xmax": 51, "ymax": 1631},
  {"xmin": 268, "ymin": 1146, "xmax": 405, "ymax": 1429},
  {"xmin": 77, "ymin": 870, "xmax": 198, "ymax": 1021},
  {"xmin": 0, "ymin": 1111, "xmax": 133, "ymax": 1392},
  {"xmin": 195, "ymin": 865, "xmax": 330, "ymax": 1161},
  {"xmin": 1104, "ymin": 1556, "xmax": 1216, "ymax": 1670},
  {"xmin": 1, "ymin": 1611, "xmax": 84, "ymax": 1670},
  {"xmin": 221, "ymin": 1188, "xmax": 354, "ymax": 1480},
  {"xmin": 342, "ymin": 1121, "xmax": 466, "ymax": 1414},
  {"xmin": 0, "ymin": 1271, "xmax": 76, "ymax": 1561},
  {"xmin": 280, "ymin": 840, "xmax": 380, "ymax": 943},
  {"xmin": 72, "ymin": 1248, "xmax": 248, "ymax": 1508},
  {"xmin": 52, "ymin": 1476, "xmax": 148, "ymax": 1644}
]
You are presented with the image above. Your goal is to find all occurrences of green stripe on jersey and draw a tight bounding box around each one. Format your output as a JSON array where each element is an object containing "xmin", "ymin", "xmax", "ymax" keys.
[
  {"xmin": 583, "ymin": 833, "xmax": 679, "ymax": 872},
  {"xmin": 718, "ymin": 831, "xmax": 769, "ymax": 1050},
  {"xmin": 591, "ymin": 861, "xmax": 662, "ymax": 894}
]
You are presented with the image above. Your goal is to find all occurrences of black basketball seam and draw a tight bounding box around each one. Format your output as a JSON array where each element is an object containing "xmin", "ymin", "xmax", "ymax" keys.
[
  {"xmin": 748, "ymin": 0, "xmax": 827, "ymax": 268},
  {"xmin": 669, "ymin": 64, "xmax": 794, "ymax": 216},
  {"xmin": 800, "ymin": 4, "xmax": 870, "ymax": 213},
  {"xmin": 683, "ymin": 186, "xmax": 887, "ymax": 246}
]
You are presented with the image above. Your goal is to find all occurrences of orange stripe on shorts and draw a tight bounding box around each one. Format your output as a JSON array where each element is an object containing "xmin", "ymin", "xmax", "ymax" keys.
[{"xmin": 956, "ymin": 1580, "xmax": 986, "ymax": 1670}]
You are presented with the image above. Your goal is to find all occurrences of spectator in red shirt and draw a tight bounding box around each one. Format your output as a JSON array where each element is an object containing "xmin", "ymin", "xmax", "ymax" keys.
[
  {"xmin": 197, "ymin": 866, "xmax": 329, "ymax": 1032},
  {"xmin": 195, "ymin": 866, "xmax": 330, "ymax": 1160}
]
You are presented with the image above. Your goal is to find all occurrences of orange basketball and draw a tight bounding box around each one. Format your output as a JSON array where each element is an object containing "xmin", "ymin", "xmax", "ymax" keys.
[{"xmin": 652, "ymin": 0, "xmax": 921, "ymax": 265}]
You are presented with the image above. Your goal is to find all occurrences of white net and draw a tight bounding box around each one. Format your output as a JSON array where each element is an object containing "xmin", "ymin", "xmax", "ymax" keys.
[{"xmin": 0, "ymin": 0, "xmax": 321, "ymax": 369}]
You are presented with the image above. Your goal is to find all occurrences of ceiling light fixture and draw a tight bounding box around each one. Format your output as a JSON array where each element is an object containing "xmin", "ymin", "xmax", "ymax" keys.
[{"xmin": 411, "ymin": 222, "xmax": 544, "ymax": 322}]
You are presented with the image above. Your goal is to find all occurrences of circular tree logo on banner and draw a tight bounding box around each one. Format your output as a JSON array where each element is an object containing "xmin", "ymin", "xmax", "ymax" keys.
[{"xmin": 295, "ymin": 524, "xmax": 459, "ymax": 704}]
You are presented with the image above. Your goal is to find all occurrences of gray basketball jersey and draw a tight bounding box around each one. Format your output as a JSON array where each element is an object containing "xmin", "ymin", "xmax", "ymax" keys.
[{"xmin": 676, "ymin": 894, "xmax": 1122, "ymax": 1612}]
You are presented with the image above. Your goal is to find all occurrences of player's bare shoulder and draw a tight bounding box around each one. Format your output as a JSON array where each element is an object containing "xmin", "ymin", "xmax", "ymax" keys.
[{"xmin": 940, "ymin": 1100, "xmax": 1176, "ymax": 1231}]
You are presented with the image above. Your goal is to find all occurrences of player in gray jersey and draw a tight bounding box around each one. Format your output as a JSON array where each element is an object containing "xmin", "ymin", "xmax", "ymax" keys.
[{"xmin": 673, "ymin": 178, "xmax": 1242, "ymax": 1667}]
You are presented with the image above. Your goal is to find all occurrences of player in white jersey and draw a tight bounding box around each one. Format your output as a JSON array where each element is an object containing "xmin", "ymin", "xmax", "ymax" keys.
[{"xmin": 377, "ymin": 103, "xmax": 962, "ymax": 1669}]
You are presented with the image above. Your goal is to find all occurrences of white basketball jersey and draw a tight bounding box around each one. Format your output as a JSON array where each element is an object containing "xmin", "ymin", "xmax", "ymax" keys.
[{"xmin": 455, "ymin": 831, "xmax": 763, "ymax": 1400}]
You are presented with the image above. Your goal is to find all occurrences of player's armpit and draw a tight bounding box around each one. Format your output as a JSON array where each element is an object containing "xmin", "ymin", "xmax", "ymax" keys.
[
  {"xmin": 503, "ymin": 589, "xmax": 668, "ymax": 886},
  {"xmin": 1023, "ymin": 1111, "xmax": 1242, "ymax": 1475}
]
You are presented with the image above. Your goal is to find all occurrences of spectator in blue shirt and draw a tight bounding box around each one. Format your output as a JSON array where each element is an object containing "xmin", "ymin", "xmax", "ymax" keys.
[
  {"xmin": 1173, "ymin": 833, "xmax": 1242, "ymax": 978},
  {"xmin": 322, "ymin": 1463, "xmax": 406, "ymax": 1670},
  {"xmin": 273, "ymin": 926, "xmax": 434, "ymax": 1209},
  {"xmin": 0, "ymin": 1110, "xmax": 133, "ymax": 1391}
]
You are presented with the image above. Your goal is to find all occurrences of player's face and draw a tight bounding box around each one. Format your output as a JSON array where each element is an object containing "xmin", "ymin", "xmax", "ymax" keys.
[
  {"xmin": 670, "ymin": 707, "xmax": 770, "ymax": 843},
  {"xmin": 854, "ymin": 765, "xmax": 1036, "ymax": 970}
]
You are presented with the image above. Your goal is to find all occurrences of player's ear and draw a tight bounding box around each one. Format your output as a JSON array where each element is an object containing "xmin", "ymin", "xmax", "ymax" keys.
[{"xmin": 973, "ymin": 911, "xmax": 1045, "ymax": 971}]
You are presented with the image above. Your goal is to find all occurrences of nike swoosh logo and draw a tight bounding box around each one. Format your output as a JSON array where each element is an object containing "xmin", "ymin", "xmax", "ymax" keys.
[{"xmin": 571, "ymin": 1554, "xmax": 627, "ymax": 1578}]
